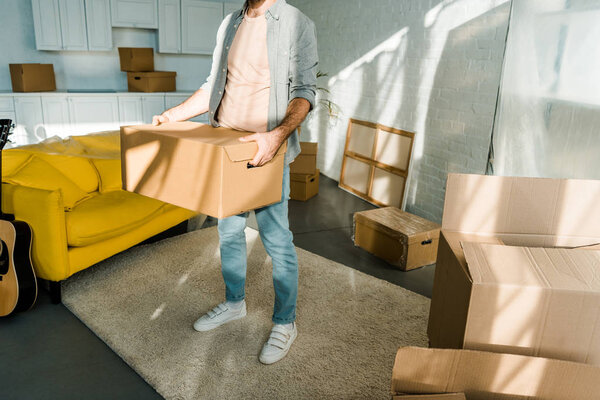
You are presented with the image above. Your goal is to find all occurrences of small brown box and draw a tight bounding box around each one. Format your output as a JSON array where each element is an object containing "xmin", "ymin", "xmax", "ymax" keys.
[
  {"xmin": 354, "ymin": 207, "xmax": 440, "ymax": 271},
  {"xmin": 290, "ymin": 169, "xmax": 319, "ymax": 201},
  {"xmin": 9, "ymin": 64, "xmax": 56, "ymax": 92},
  {"xmin": 118, "ymin": 47, "xmax": 154, "ymax": 72},
  {"xmin": 127, "ymin": 71, "xmax": 176, "ymax": 92},
  {"xmin": 290, "ymin": 142, "xmax": 317, "ymax": 175}
]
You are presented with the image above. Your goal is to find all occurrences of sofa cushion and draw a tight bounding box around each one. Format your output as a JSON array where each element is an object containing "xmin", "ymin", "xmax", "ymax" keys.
[
  {"xmin": 91, "ymin": 158, "xmax": 122, "ymax": 193},
  {"xmin": 2, "ymin": 150, "xmax": 32, "ymax": 177},
  {"xmin": 4, "ymin": 156, "xmax": 91, "ymax": 210},
  {"xmin": 65, "ymin": 190, "xmax": 166, "ymax": 247},
  {"xmin": 34, "ymin": 153, "xmax": 99, "ymax": 193},
  {"xmin": 71, "ymin": 131, "xmax": 120, "ymax": 155}
]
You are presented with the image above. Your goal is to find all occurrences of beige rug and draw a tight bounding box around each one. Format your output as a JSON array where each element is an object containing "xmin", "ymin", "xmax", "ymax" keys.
[{"xmin": 62, "ymin": 227, "xmax": 430, "ymax": 400}]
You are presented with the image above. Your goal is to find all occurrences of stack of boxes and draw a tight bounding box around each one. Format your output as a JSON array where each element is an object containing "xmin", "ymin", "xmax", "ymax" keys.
[
  {"xmin": 118, "ymin": 47, "xmax": 176, "ymax": 92},
  {"xmin": 289, "ymin": 142, "xmax": 319, "ymax": 201}
]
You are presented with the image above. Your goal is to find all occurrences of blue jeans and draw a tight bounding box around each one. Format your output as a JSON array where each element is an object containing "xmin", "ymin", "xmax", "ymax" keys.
[{"xmin": 217, "ymin": 164, "xmax": 298, "ymax": 324}]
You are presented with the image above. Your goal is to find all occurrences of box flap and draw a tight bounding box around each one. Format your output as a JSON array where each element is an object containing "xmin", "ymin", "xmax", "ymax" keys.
[
  {"xmin": 391, "ymin": 347, "xmax": 600, "ymax": 399},
  {"xmin": 299, "ymin": 142, "xmax": 318, "ymax": 155},
  {"xmin": 442, "ymin": 174, "xmax": 600, "ymax": 238},
  {"xmin": 290, "ymin": 169, "xmax": 319, "ymax": 182},
  {"xmin": 354, "ymin": 207, "xmax": 440, "ymax": 243},
  {"xmin": 461, "ymin": 242, "xmax": 600, "ymax": 291}
]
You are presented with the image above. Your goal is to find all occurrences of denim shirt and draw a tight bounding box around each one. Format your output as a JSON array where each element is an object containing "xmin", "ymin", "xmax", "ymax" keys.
[{"xmin": 200, "ymin": 0, "xmax": 318, "ymax": 164}]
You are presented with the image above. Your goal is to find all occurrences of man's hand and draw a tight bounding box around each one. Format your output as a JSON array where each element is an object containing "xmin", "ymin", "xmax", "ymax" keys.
[
  {"xmin": 239, "ymin": 130, "xmax": 286, "ymax": 167},
  {"xmin": 152, "ymin": 113, "xmax": 171, "ymax": 126}
]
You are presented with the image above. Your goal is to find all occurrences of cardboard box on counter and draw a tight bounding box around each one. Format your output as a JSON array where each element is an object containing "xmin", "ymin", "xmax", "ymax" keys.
[
  {"xmin": 391, "ymin": 347, "xmax": 600, "ymax": 400},
  {"xmin": 120, "ymin": 122, "xmax": 286, "ymax": 219},
  {"xmin": 290, "ymin": 169, "xmax": 319, "ymax": 201},
  {"xmin": 9, "ymin": 64, "xmax": 56, "ymax": 92},
  {"xmin": 118, "ymin": 47, "xmax": 154, "ymax": 72},
  {"xmin": 428, "ymin": 173, "xmax": 600, "ymax": 364},
  {"xmin": 290, "ymin": 142, "xmax": 317, "ymax": 175},
  {"xmin": 127, "ymin": 71, "xmax": 176, "ymax": 92},
  {"xmin": 354, "ymin": 207, "xmax": 440, "ymax": 271}
]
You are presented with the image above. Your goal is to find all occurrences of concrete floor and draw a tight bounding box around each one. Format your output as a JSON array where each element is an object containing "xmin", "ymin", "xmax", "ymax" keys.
[{"xmin": 0, "ymin": 174, "xmax": 434, "ymax": 399}]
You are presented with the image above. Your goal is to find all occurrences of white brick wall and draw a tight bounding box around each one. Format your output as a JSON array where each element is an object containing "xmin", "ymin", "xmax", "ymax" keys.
[{"xmin": 289, "ymin": 0, "xmax": 510, "ymax": 222}]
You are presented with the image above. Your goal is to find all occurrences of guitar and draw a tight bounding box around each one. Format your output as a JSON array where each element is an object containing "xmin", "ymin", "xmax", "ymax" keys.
[{"xmin": 0, "ymin": 119, "xmax": 37, "ymax": 316}]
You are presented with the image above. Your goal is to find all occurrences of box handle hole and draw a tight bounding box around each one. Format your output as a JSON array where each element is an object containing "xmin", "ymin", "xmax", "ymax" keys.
[
  {"xmin": 134, "ymin": 77, "xmax": 141, "ymax": 80},
  {"xmin": 421, "ymin": 239, "xmax": 432, "ymax": 245}
]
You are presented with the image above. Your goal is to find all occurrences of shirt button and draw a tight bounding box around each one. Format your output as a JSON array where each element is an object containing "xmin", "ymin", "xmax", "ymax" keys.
[
  {"xmin": 222, "ymin": 68, "xmax": 226, "ymax": 72},
  {"xmin": 219, "ymin": 91, "xmax": 222, "ymax": 95},
  {"xmin": 226, "ymin": 46, "xmax": 230, "ymax": 50}
]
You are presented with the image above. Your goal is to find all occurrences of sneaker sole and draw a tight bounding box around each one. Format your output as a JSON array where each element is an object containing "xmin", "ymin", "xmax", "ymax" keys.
[
  {"xmin": 259, "ymin": 328, "xmax": 297, "ymax": 365},
  {"xmin": 193, "ymin": 308, "xmax": 247, "ymax": 332}
]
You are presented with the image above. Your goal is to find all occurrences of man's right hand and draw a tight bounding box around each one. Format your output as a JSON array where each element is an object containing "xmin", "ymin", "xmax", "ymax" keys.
[{"xmin": 152, "ymin": 114, "xmax": 171, "ymax": 126}]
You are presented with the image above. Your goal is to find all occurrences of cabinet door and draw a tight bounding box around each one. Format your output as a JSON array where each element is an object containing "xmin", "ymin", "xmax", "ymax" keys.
[
  {"xmin": 118, "ymin": 97, "xmax": 143, "ymax": 125},
  {"xmin": 13, "ymin": 97, "xmax": 46, "ymax": 146},
  {"xmin": 41, "ymin": 96, "xmax": 72, "ymax": 138},
  {"xmin": 158, "ymin": 0, "xmax": 181, "ymax": 54},
  {"xmin": 31, "ymin": 0, "xmax": 63, "ymax": 50},
  {"xmin": 181, "ymin": 0, "xmax": 222, "ymax": 55},
  {"xmin": 68, "ymin": 96, "xmax": 120, "ymax": 134},
  {"xmin": 58, "ymin": 0, "xmax": 88, "ymax": 51},
  {"xmin": 85, "ymin": 0, "xmax": 113, "ymax": 51},
  {"xmin": 111, "ymin": 0, "xmax": 158, "ymax": 28},
  {"xmin": 223, "ymin": 2, "xmax": 242, "ymax": 17},
  {"xmin": 141, "ymin": 96, "xmax": 165, "ymax": 124}
]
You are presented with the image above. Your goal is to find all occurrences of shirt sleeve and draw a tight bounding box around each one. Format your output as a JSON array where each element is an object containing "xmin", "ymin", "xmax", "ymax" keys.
[
  {"xmin": 289, "ymin": 18, "xmax": 319, "ymax": 111},
  {"xmin": 200, "ymin": 16, "xmax": 231, "ymax": 93}
]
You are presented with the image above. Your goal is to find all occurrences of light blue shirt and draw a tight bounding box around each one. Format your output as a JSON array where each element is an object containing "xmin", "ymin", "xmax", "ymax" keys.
[{"xmin": 200, "ymin": 0, "xmax": 318, "ymax": 164}]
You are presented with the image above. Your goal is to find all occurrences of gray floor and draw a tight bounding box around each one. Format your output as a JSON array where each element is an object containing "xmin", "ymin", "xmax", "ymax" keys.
[{"xmin": 0, "ymin": 174, "xmax": 434, "ymax": 400}]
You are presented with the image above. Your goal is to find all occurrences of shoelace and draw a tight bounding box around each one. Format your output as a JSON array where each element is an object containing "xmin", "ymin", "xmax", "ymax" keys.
[
  {"xmin": 207, "ymin": 303, "xmax": 229, "ymax": 319},
  {"xmin": 266, "ymin": 325, "xmax": 292, "ymax": 350}
]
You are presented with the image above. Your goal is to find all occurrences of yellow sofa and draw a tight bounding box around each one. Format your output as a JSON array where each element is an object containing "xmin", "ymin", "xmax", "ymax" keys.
[{"xmin": 1, "ymin": 131, "xmax": 196, "ymax": 298}]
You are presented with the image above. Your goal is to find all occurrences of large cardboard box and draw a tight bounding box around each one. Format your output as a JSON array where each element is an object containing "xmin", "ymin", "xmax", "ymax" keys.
[
  {"xmin": 127, "ymin": 71, "xmax": 176, "ymax": 92},
  {"xmin": 354, "ymin": 207, "xmax": 440, "ymax": 270},
  {"xmin": 121, "ymin": 122, "xmax": 286, "ymax": 218},
  {"xmin": 391, "ymin": 347, "xmax": 600, "ymax": 400},
  {"xmin": 289, "ymin": 142, "xmax": 317, "ymax": 174},
  {"xmin": 118, "ymin": 47, "xmax": 154, "ymax": 72},
  {"xmin": 290, "ymin": 169, "xmax": 319, "ymax": 201},
  {"xmin": 428, "ymin": 173, "xmax": 600, "ymax": 364},
  {"xmin": 9, "ymin": 64, "xmax": 56, "ymax": 92}
]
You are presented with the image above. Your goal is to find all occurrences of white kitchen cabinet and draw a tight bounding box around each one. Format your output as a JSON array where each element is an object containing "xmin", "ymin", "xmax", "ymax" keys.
[
  {"xmin": 181, "ymin": 0, "xmax": 222, "ymax": 54},
  {"xmin": 58, "ymin": 0, "xmax": 88, "ymax": 50},
  {"xmin": 158, "ymin": 0, "xmax": 181, "ymax": 54},
  {"xmin": 165, "ymin": 95, "xmax": 208, "ymax": 123},
  {"xmin": 13, "ymin": 97, "xmax": 46, "ymax": 146},
  {"xmin": 41, "ymin": 96, "xmax": 72, "ymax": 138},
  {"xmin": 111, "ymin": 0, "xmax": 158, "ymax": 28},
  {"xmin": 31, "ymin": 0, "xmax": 63, "ymax": 50},
  {"xmin": 223, "ymin": 2, "xmax": 242, "ymax": 16},
  {"xmin": 85, "ymin": 0, "xmax": 113, "ymax": 51},
  {"xmin": 68, "ymin": 96, "xmax": 120, "ymax": 134},
  {"xmin": 118, "ymin": 97, "xmax": 143, "ymax": 125},
  {"xmin": 141, "ymin": 96, "xmax": 166, "ymax": 123}
]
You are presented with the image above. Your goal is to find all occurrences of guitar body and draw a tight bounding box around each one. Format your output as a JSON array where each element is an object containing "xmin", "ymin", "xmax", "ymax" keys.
[{"xmin": 0, "ymin": 219, "xmax": 37, "ymax": 316}]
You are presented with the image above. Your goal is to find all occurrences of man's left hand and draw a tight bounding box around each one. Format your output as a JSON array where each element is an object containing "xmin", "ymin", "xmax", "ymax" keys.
[{"xmin": 239, "ymin": 130, "xmax": 285, "ymax": 167}]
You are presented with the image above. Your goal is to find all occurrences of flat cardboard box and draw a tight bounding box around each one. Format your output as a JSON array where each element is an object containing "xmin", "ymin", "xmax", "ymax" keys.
[
  {"xmin": 118, "ymin": 47, "xmax": 154, "ymax": 72},
  {"xmin": 127, "ymin": 71, "xmax": 176, "ymax": 92},
  {"xmin": 290, "ymin": 169, "xmax": 319, "ymax": 201},
  {"xmin": 289, "ymin": 142, "xmax": 317, "ymax": 174},
  {"xmin": 354, "ymin": 207, "xmax": 440, "ymax": 270},
  {"xmin": 121, "ymin": 122, "xmax": 286, "ymax": 219},
  {"xmin": 428, "ymin": 173, "xmax": 600, "ymax": 364},
  {"xmin": 9, "ymin": 64, "xmax": 56, "ymax": 92},
  {"xmin": 391, "ymin": 347, "xmax": 600, "ymax": 400}
]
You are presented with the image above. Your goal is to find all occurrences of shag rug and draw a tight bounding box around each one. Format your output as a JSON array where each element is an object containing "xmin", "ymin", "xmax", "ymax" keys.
[{"xmin": 62, "ymin": 227, "xmax": 429, "ymax": 400}]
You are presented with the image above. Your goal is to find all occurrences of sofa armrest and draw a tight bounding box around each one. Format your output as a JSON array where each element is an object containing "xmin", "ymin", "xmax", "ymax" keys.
[{"xmin": 12, "ymin": 185, "xmax": 70, "ymax": 281}]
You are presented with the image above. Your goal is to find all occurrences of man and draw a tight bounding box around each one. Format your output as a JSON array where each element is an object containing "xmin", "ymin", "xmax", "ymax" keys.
[{"xmin": 152, "ymin": 0, "xmax": 318, "ymax": 364}]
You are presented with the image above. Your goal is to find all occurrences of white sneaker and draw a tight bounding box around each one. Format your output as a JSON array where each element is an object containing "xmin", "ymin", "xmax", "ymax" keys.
[
  {"xmin": 259, "ymin": 322, "xmax": 297, "ymax": 364},
  {"xmin": 193, "ymin": 301, "xmax": 247, "ymax": 332}
]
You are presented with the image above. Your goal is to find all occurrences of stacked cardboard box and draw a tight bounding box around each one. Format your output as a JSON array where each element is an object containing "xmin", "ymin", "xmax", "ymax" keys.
[
  {"xmin": 353, "ymin": 207, "xmax": 440, "ymax": 271},
  {"xmin": 289, "ymin": 142, "xmax": 319, "ymax": 201},
  {"xmin": 118, "ymin": 47, "xmax": 176, "ymax": 92},
  {"xmin": 9, "ymin": 64, "xmax": 56, "ymax": 92},
  {"xmin": 428, "ymin": 173, "xmax": 600, "ymax": 365}
]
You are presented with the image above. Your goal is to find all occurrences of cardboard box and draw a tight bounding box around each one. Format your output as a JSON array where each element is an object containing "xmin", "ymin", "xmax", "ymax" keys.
[
  {"xmin": 392, "ymin": 347, "xmax": 600, "ymax": 400},
  {"xmin": 118, "ymin": 47, "xmax": 154, "ymax": 72},
  {"xmin": 289, "ymin": 142, "xmax": 317, "ymax": 174},
  {"xmin": 290, "ymin": 169, "xmax": 319, "ymax": 201},
  {"xmin": 127, "ymin": 71, "xmax": 176, "ymax": 92},
  {"xmin": 428, "ymin": 173, "xmax": 600, "ymax": 364},
  {"xmin": 9, "ymin": 64, "xmax": 56, "ymax": 92},
  {"xmin": 120, "ymin": 122, "xmax": 286, "ymax": 218},
  {"xmin": 354, "ymin": 207, "xmax": 440, "ymax": 270}
]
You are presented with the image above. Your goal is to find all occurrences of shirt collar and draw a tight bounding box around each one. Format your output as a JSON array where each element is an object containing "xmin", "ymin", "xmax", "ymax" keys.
[{"xmin": 233, "ymin": 0, "xmax": 285, "ymax": 22}]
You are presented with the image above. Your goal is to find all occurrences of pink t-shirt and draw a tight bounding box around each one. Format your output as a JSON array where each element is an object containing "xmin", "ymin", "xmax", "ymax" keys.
[{"xmin": 217, "ymin": 13, "xmax": 270, "ymax": 133}]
